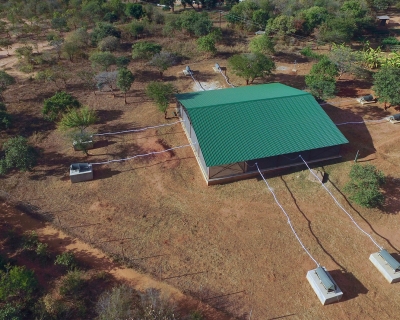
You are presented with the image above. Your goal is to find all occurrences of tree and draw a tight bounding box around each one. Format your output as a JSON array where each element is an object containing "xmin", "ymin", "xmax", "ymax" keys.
[
  {"xmin": 95, "ymin": 71, "xmax": 118, "ymax": 95},
  {"xmin": 132, "ymin": 42, "xmax": 162, "ymax": 60},
  {"xmin": 62, "ymin": 41, "xmax": 80, "ymax": 61},
  {"xmin": 296, "ymin": 6, "xmax": 328, "ymax": 36},
  {"xmin": 305, "ymin": 57, "xmax": 338, "ymax": 100},
  {"xmin": 0, "ymin": 71, "xmax": 16, "ymax": 101},
  {"xmin": 249, "ymin": 34, "xmax": 274, "ymax": 55},
  {"xmin": 77, "ymin": 70, "xmax": 97, "ymax": 93},
  {"xmin": 197, "ymin": 34, "xmax": 217, "ymax": 56},
  {"xmin": 129, "ymin": 21, "xmax": 145, "ymax": 39},
  {"xmin": 125, "ymin": 3, "xmax": 145, "ymax": 19},
  {"xmin": 344, "ymin": 164, "xmax": 385, "ymax": 208},
  {"xmin": 116, "ymin": 68, "xmax": 134, "ymax": 104},
  {"xmin": 98, "ymin": 36, "xmax": 120, "ymax": 52},
  {"xmin": 42, "ymin": 91, "xmax": 80, "ymax": 121},
  {"xmin": 373, "ymin": 67, "xmax": 400, "ymax": 108},
  {"xmin": 149, "ymin": 52, "xmax": 176, "ymax": 77},
  {"xmin": 89, "ymin": 52, "xmax": 117, "ymax": 71},
  {"xmin": 146, "ymin": 82, "xmax": 177, "ymax": 118},
  {"xmin": 0, "ymin": 136, "xmax": 37, "ymax": 175},
  {"xmin": 0, "ymin": 265, "xmax": 38, "ymax": 301},
  {"xmin": 175, "ymin": 11, "xmax": 213, "ymax": 37},
  {"xmin": 316, "ymin": 17, "xmax": 356, "ymax": 44},
  {"xmin": 59, "ymin": 107, "xmax": 98, "ymax": 155},
  {"xmin": 328, "ymin": 44, "xmax": 360, "ymax": 79},
  {"xmin": 227, "ymin": 1, "xmax": 270, "ymax": 32},
  {"xmin": 265, "ymin": 15, "xmax": 296, "ymax": 36},
  {"xmin": 228, "ymin": 53, "xmax": 275, "ymax": 85},
  {"xmin": 59, "ymin": 107, "xmax": 98, "ymax": 134},
  {"xmin": 91, "ymin": 22, "xmax": 121, "ymax": 45},
  {"xmin": 305, "ymin": 74, "xmax": 337, "ymax": 100}
]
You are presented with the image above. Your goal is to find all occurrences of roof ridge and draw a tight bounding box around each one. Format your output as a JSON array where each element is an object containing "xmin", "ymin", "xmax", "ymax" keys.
[{"xmin": 185, "ymin": 92, "xmax": 310, "ymax": 110}]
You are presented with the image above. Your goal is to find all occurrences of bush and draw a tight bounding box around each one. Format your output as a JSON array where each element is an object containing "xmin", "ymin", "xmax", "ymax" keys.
[
  {"xmin": 136, "ymin": 288, "xmax": 176, "ymax": 319},
  {"xmin": 0, "ymin": 136, "xmax": 37, "ymax": 175},
  {"xmin": 91, "ymin": 22, "xmax": 121, "ymax": 45},
  {"xmin": 54, "ymin": 252, "xmax": 77, "ymax": 270},
  {"xmin": 125, "ymin": 3, "xmax": 145, "ymax": 19},
  {"xmin": 344, "ymin": 164, "xmax": 385, "ymax": 208},
  {"xmin": 96, "ymin": 284, "xmax": 134, "ymax": 320},
  {"xmin": 129, "ymin": 21, "xmax": 145, "ymax": 38},
  {"xmin": 382, "ymin": 37, "xmax": 400, "ymax": 46},
  {"xmin": 0, "ymin": 109, "xmax": 12, "ymax": 130},
  {"xmin": 98, "ymin": 36, "xmax": 120, "ymax": 52},
  {"xmin": 132, "ymin": 42, "xmax": 161, "ymax": 60},
  {"xmin": 0, "ymin": 303, "xmax": 23, "ymax": 320},
  {"xmin": 0, "ymin": 265, "xmax": 38, "ymax": 302},
  {"xmin": 35, "ymin": 242, "xmax": 50, "ymax": 263},
  {"xmin": 299, "ymin": 46, "xmax": 323, "ymax": 60},
  {"xmin": 22, "ymin": 231, "xmax": 39, "ymax": 251},
  {"xmin": 146, "ymin": 82, "xmax": 177, "ymax": 116},
  {"xmin": 116, "ymin": 56, "xmax": 131, "ymax": 68},
  {"xmin": 42, "ymin": 91, "xmax": 80, "ymax": 121},
  {"xmin": 89, "ymin": 51, "xmax": 117, "ymax": 71},
  {"xmin": 59, "ymin": 270, "xmax": 84, "ymax": 297}
]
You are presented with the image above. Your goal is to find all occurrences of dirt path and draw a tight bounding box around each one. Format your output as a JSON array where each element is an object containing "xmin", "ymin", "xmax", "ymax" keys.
[{"xmin": 0, "ymin": 202, "xmax": 232, "ymax": 320}]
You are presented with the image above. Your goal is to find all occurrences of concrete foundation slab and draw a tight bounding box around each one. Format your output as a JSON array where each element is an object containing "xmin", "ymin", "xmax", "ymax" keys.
[
  {"xmin": 307, "ymin": 267, "xmax": 343, "ymax": 305},
  {"xmin": 370, "ymin": 252, "xmax": 400, "ymax": 283},
  {"xmin": 70, "ymin": 163, "xmax": 93, "ymax": 183}
]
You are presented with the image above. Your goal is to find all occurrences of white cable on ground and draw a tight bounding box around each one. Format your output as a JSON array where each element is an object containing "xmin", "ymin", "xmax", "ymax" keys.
[
  {"xmin": 90, "ymin": 143, "xmax": 194, "ymax": 165},
  {"xmin": 217, "ymin": 68, "xmax": 235, "ymax": 88},
  {"xmin": 299, "ymin": 155, "xmax": 383, "ymax": 250},
  {"xmin": 335, "ymin": 118, "xmax": 388, "ymax": 126},
  {"xmin": 189, "ymin": 72, "xmax": 206, "ymax": 91},
  {"xmin": 255, "ymin": 163, "xmax": 320, "ymax": 267},
  {"xmin": 93, "ymin": 121, "xmax": 182, "ymax": 137}
]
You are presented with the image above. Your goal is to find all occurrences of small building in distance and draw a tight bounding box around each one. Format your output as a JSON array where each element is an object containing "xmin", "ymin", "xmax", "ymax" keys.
[
  {"xmin": 176, "ymin": 83, "xmax": 348, "ymax": 185},
  {"xmin": 377, "ymin": 15, "xmax": 390, "ymax": 26}
]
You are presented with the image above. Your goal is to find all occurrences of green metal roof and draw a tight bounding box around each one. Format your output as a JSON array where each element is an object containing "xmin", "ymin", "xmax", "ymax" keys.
[{"xmin": 176, "ymin": 83, "xmax": 348, "ymax": 167}]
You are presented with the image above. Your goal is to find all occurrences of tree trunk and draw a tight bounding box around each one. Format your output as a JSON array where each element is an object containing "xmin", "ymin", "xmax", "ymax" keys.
[
  {"xmin": 246, "ymin": 79, "xmax": 249, "ymax": 85},
  {"xmin": 164, "ymin": 111, "xmax": 168, "ymax": 119},
  {"xmin": 124, "ymin": 92, "xmax": 127, "ymax": 104}
]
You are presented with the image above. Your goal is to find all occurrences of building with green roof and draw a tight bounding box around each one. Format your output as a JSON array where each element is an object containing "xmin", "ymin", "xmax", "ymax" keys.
[{"xmin": 176, "ymin": 83, "xmax": 348, "ymax": 184}]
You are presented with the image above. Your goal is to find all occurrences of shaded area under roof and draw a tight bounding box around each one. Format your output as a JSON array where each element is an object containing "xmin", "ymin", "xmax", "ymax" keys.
[{"xmin": 176, "ymin": 84, "xmax": 349, "ymax": 167}]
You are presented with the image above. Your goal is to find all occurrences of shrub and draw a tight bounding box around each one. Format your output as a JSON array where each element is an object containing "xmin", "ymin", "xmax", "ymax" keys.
[
  {"xmin": 125, "ymin": 3, "xmax": 145, "ymax": 20},
  {"xmin": 344, "ymin": 164, "xmax": 385, "ymax": 208},
  {"xmin": 0, "ymin": 136, "xmax": 37, "ymax": 175},
  {"xmin": 35, "ymin": 242, "xmax": 50, "ymax": 263},
  {"xmin": 42, "ymin": 91, "xmax": 80, "ymax": 121},
  {"xmin": 146, "ymin": 82, "xmax": 177, "ymax": 116},
  {"xmin": 149, "ymin": 51, "xmax": 176, "ymax": 76},
  {"xmin": 22, "ymin": 231, "xmax": 39, "ymax": 251},
  {"xmin": 382, "ymin": 37, "xmax": 400, "ymax": 46},
  {"xmin": 299, "ymin": 46, "xmax": 323, "ymax": 60},
  {"xmin": 96, "ymin": 284, "xmax": 134, "ymax": 320},
  {"xmin": 116, "ymin": 56, "xmax": 131, "ymax": 68},
  {"xmin": 136, "ymin": 288, "xmax": 176, "ymax": 319},
  {"xmin": 0, "ymin": 265, "xmax": 38, "ymax": 301},
  {"xmin": 0, "ymin": 303, "xmax": 23, "ymax": 320},
  {"xmin": 132, "ymin": 42, "xmax": 161, "ymax": 60},
  {"xmin": 91, "ymin": 22, "xmax": 121, "ymax": 45},
  {"xmin": 98, "ymin": 36, "xmax": 120, "ymax": 52},
  {"xmin": 59, "ymin": 270, "xmax": 84, "ymax": 297},
  {"xmin": 89, "ymin": 51, "xmax": 117, "ymax": 71},
  {"xmin": 54, "ymin": 252, "xmax": 77, "ymax": 270},
  {"xmin": 129, "ymin": 21, "xmax": 145, "ymax": 38},
  {"xmin": 0, "ymin": 107, "xmax": 12, "ymax": 130}
]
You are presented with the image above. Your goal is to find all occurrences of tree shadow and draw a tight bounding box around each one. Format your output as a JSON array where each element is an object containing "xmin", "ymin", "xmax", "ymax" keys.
[
  {"xmin": 96, "ymin": 109, "xmax": 124, "ymax": 124},
  {"xmin": 321, "ymin": 103, "xmax": 378, "ymax": 160},
  {"xmin": 93, "ymin": 139, "xmax": 117, "ymax": 149},
  {"xmin": 280, "ymin": 176, "xmax": 347, "ymax": 271},
  {"xmin": 273, "ymin": 51, "xmax": 309, "ymax": 63},
  {"xmin": 270, "ymin": 73, "xmax": 306, "ymax": 90},
  {"xmin": 11, "ymin": 112, "xmax": 55, "ymax": 135},
  {"xmin": 326, "ymin": 176, "xmax": 400, "ymax": 252},
  {"xmin": 381, "ymin": 177, "xmax": 400, "ymax": 215},
  {"xmin": 93, "ymin": 167, "xmax": 121, "ymax": 180},
  {"xmin": 328, "ymin": 270, "xmax": 368, "ymax": 301},
  {"xmin": 29, "ymin": 151, "xmax": 82, "ymax": 180},
  {"xmin": 336, "ymin": 79, "xmax": 372, "ymax": 98},
  {"xmin": 96, "ymin": 121, "xmax": 139, "ymax": 134}
]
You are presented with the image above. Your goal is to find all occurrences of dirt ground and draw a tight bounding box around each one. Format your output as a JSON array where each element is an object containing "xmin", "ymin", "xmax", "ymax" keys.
[{"xmin": 1, "ymin": 21, "xmax": 400, "ymax": 319}]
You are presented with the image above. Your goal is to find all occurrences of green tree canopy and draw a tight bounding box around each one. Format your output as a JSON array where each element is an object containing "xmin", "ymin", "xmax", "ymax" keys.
[
  {"xmin": 305, "ymin": 57, "xmax": 338, "ymax": 100},
  {"xmin": 0, "ymin": 136, "xmax": 37, "ymax": 175},
  {"xmin": 89, "ymin": 51, "xmax": 117, "ymax": 71},
  {"xmin": 228, "ymin": 53, "xmax": 275, "ymax": 85},
  {"xmin": 116, "ymin": 68, "xmax": 135, "ymax": 104},
  {"xmin": 146, "ymin": 82, "xmax": 177, "ymax": 117},
  {"xmin": 373, "ymin": 66, "xmax": 400, "ymax": 108},
  {"xmin": 265, "ymin": 15, "xmax": 296, "ymax": 36},
  {"xmin": 125, "ymin": 3, "xmax": 145, "ymax": 19},
  {"xmin": 175, "ymin": 11, "xmax": 213, "ymax": 37},
  {"xmin": 42, "ymin": 91, "xmax": 80, "ymax": 121},
  {"xmin": 91, "ymin": 22, "xmax": 121, "ymax": 45},
  {"xmin": 132, "ymin": 42, "xmax": 162, "ymax": 60},
  {"xmin": 249, "ymin": 34, "xmax": 274, "ymax": 55},
  {"xmin": 344, "ymin": 164, "xmax": 385, "ymax": 208},
  {"xmin": 197, "ymin": 34, "xmax": 217, "ymax": 56},
  {"xmin": 59, "ymin": 106, "xmax": 98, "ymax": 134},
  {"xmin": 296, "ymin": 6, "xmax": 328, "ymax": 36},
  {"xmin": 0, "ymin": 103, "xmax": 12, "ymax": 130},
  {"xmin": 227, "ymin": 1, "xmax": 271, "ymax": 32}
]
